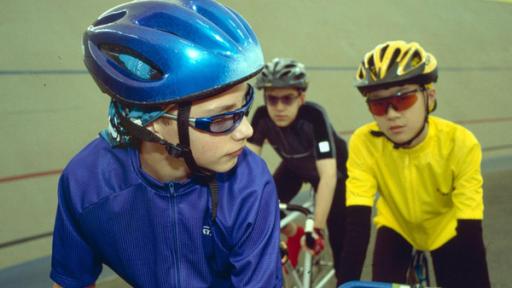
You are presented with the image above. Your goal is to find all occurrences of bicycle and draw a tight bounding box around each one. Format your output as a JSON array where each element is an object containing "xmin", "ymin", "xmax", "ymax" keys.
[{"xmin": 279, "ymin": 200, "xmax": 336, "ymax": 288}]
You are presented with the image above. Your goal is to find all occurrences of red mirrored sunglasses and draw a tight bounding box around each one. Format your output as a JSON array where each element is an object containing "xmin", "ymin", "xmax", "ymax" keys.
[{"xmin": 366, "ymin": 88, "xmax": 424, "ymax": 116}]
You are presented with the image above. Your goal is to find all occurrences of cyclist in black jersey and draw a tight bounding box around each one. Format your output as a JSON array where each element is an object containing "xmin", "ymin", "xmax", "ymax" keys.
[{"xmin": 247, "ymin": 58, "xmax": 348, "ymax": 282}]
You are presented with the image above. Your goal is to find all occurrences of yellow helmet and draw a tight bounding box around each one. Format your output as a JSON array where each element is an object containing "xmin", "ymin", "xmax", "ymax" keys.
[{"xmin": 355, "ymin": 40, "xmax": 438, "ymax": 95}]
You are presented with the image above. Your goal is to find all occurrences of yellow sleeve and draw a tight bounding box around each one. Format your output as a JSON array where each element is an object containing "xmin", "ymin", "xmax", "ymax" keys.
[
  {"xmin": 452, "ymin": 130, "xmax": 484, "ymax": 219},
  {"xmin": 346, "ymin": 128, "xmax": 377, "ymax": 207}
]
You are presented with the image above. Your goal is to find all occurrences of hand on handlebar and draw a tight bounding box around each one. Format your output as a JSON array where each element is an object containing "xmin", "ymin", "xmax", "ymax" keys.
[{"xmin": 301, "ymin": 228, "xmax": 325, "ymax": 256}]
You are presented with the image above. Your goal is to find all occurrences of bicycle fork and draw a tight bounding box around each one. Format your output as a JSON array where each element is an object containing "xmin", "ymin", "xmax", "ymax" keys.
[{"xmin": 302, "ymin": 217, "xmax": 315, "ymax": 288}]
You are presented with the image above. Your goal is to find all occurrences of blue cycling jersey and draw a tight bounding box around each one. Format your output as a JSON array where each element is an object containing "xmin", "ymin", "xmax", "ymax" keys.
[{"xmin": 50, "ymin": 137, "xmax": 282, "ymax": 287}]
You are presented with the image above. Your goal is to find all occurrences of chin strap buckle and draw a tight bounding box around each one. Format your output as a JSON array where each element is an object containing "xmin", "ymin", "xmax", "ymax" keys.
[{"xmin": 163, "ymin": 142, "xmax": 189, "ymax": 158}]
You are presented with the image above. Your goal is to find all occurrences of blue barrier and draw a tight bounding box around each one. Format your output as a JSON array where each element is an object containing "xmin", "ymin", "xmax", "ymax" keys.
[{"xmin": 339, "ymin": 280, "xmax": 410, "ymax": 288}]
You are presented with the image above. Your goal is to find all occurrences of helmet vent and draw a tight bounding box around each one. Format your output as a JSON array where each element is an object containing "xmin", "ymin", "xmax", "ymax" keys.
[
  {"xmin": 293, "ymin": 73, "xmax": 305, "ymax": 81},
  {"xmin": 380, "ymin": 44, "xmax": 389, "ymax": 61},
  {"xmin": 195, "ymin": 6, "xmax": 244, "ymax": 44},
  {"xmin": 411, "ymin": 50, "xmax": 422, "ymax": 68},
  {"xmin": 389, "ymin": 49, "xmax": 401, "ymax": 66},
  {"xmin": 92, "ymin": 10, "xmax": 126, "ymax": 27},
  {"xmin": 357, "ymin": 65, "xmax": 365, "ymax": 79},
  {"xmin": 367, "ymin": 56, "xmax": 376, "ymax": 78},
  {"xmin": 138, "ymin": 12, "xmax": 233, "ymax": 53},
  {"xmin": 272, "ymin": 61, "xmax": 280, "ymax": 72},
  {"xmin": 100, "ymin": 45, "xmax": 163, "ymax": 81},
  {"xmin": 388, "ymin": 49, "xmax": 402, "ymax": 75},
  {"xmin": 138, "ymin": 12, "xmax": 186, "ymax": 38},
  {"xmin": 280, "ymin": 70, "xmax": 292, "ymax": 78}
]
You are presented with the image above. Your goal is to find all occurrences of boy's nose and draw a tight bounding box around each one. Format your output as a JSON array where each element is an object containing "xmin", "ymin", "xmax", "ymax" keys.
[
  {"xmin": 232, "ymin": 116, "xmax": 253, "ymax": 140},
  {"xmin": 386, "ymin": 105, "xmax": 401, "ymax": 118},
  {"xmin": 274, "ymin": 100, "xmax": 287, "ymax": 110}
]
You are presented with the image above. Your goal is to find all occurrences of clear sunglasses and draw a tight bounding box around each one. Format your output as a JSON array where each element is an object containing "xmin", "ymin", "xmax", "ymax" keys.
[{"xmin": 162, "ymin": 84, "xmax": 254, "ymax": 134}]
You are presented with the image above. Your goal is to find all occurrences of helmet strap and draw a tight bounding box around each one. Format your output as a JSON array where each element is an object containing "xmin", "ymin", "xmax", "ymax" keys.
[
  {"xmin": 113, "ymin": 101, "xmax": 190, "ymax": 157},
  {"xmin": 116, "ymin": 102, "xmax": 219, "ymax": 220},
  {"xmin": 177, "ymin": 103, "xmax": 215, "ymax": 177},
  {"xmin": 177, "ymin": 103, "xmax": 218, "ymax": 222}
]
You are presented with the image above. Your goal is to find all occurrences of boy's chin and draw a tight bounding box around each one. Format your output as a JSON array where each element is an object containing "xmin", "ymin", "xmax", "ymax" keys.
[
  {"xmin": 383, "ymin": 133, "xmax": 408, "ymax": 145},
  {"xmin": 208, "ymin": 159, "xmax": 238, "ymax": 174}
]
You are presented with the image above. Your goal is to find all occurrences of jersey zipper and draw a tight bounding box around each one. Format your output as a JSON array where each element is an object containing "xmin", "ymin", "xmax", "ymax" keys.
[
  {"xmin": 169, "ymin": 182, "xmax": 182, "ymax": 287},
  {"xmin": 406, "ymin": 154, "xmax": 418, "ymax": 224},
  {"xmin": 277, "ymin": 128, "xmax": 291, "ymax": 154}
]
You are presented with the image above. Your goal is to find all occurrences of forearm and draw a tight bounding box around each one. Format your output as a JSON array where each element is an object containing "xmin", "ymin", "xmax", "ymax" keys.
[
  {"xmin": 338, "ymin": 205, "xmax": 372, "ymax": 284},
  {"xmin": 454, "ymin": 219, "xmax": 491, "ymax": 287},
  {"xmin": 313, "ymin": 175, "xmax": 337, "ymax": 229}
]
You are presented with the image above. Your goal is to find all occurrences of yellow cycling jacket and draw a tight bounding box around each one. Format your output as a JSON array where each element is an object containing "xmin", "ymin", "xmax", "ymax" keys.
[{"xmin": 346, "ymin": 116, "xmax": 484, "ymax": 250}]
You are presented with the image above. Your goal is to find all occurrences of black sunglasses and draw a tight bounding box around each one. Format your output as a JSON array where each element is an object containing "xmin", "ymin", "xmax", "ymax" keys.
[{"xmin": 265, "ymin": 93, "xmax": 301, "ymax": 106}]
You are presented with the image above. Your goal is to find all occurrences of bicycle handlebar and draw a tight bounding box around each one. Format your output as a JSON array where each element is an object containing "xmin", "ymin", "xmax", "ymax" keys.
[
  {"xmin": 280, "ymin": 202, "xmax": 317, "ymax": 249},
  {"xmin": 279, "ymin": 203, "xmax": 313, "ymax": 215}
]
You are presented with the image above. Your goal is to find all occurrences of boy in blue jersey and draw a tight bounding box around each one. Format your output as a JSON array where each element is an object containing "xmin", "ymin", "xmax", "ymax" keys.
[
  {"xmin": 50, "ymin": 1, "xmax": 282, "ymax": 287},
  {"xmin": 339, "ymin": 40, "xmax": 490, "ymax": 287},
  {"xmin": 246, "ymin": 58, "xmax": 348, "ymax": 282}
]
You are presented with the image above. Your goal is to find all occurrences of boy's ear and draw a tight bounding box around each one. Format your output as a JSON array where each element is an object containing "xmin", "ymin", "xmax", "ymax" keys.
[
  {"xmin": 145, "ymin": 121, "xmax": 158, "ymax": 134},
  {"xmin": 299, "ymin": 91, "xmax": 306, "ymax": 104},
  {"xmin": 427, "ymin": 88, "xmax": 437, "ymax": 112},
  {"xmin": 146, "ymin": 118, "xmax": 168, "ymax": 137}
]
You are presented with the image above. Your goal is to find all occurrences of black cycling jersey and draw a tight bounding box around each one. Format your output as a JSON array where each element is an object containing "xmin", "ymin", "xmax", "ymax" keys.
[
  {"xmin": 248, "ymin": 101, "xmax": 347, "ymax": 181},
  {"xmin": 249, "ymin": 102, "xmax": 348, "ymax": 282},
  {"xmin": 249, "ymin": 101, "xmax": 348, "ymax": 281}
]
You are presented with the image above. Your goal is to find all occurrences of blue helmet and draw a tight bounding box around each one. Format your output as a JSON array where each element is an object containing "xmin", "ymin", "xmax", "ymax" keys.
[{"xmin": 83, "ymin": 0, "xmax": 264, "ymax": 106}]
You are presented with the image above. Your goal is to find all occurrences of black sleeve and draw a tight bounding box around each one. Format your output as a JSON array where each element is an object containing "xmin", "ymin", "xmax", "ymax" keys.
[
  {"xmin": 454, "ymin": 220, "xmax": 491, "ymax": 287},
  {"xmin": 335, "ymin": 136, "xmax": 348, "ymax": 178},
  {"xmin": 248, "ymin": 106, "xmax": 268, "ymax": 146},
  {"xmin": 301, "ymin": 102, "xmax": 336, "ymax": 160},
  {"xmin": 338, "ymin": 205, "xmax": 372, "ymax": 285}
]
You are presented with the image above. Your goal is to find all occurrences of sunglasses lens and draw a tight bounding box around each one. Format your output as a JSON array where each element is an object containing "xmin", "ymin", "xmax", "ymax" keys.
[
  {"xmin": 281, "ymin": 96, "xmax": 294, "ymax": 105},
  {"xmin": 209, "ymin": 89, "xmax": 252, "ymax": 133},
  {"xmin": 266, "ymin": 96, "xmax": 278, "ymax": 106},
  {"xmin": 210, "ymin": 115, "xmax": 236, "ymax": 133},
  {"xmin": 367, "ymin": 93, "xmax": 418, "ymax": 116},
  {"xmin": 209, "ymin": 112, "xmax": 246, "ymax": 133},
  {"xmin": 367, "ymin": 101, "xmax": 388, "ymax": 116},
  {"xmin": 266, "ymin": 94, "xmax": 298, "ymax": 106},
  {"xmin": 394, "ymin": 93, "xmax": 418, "ymax": 111}
]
